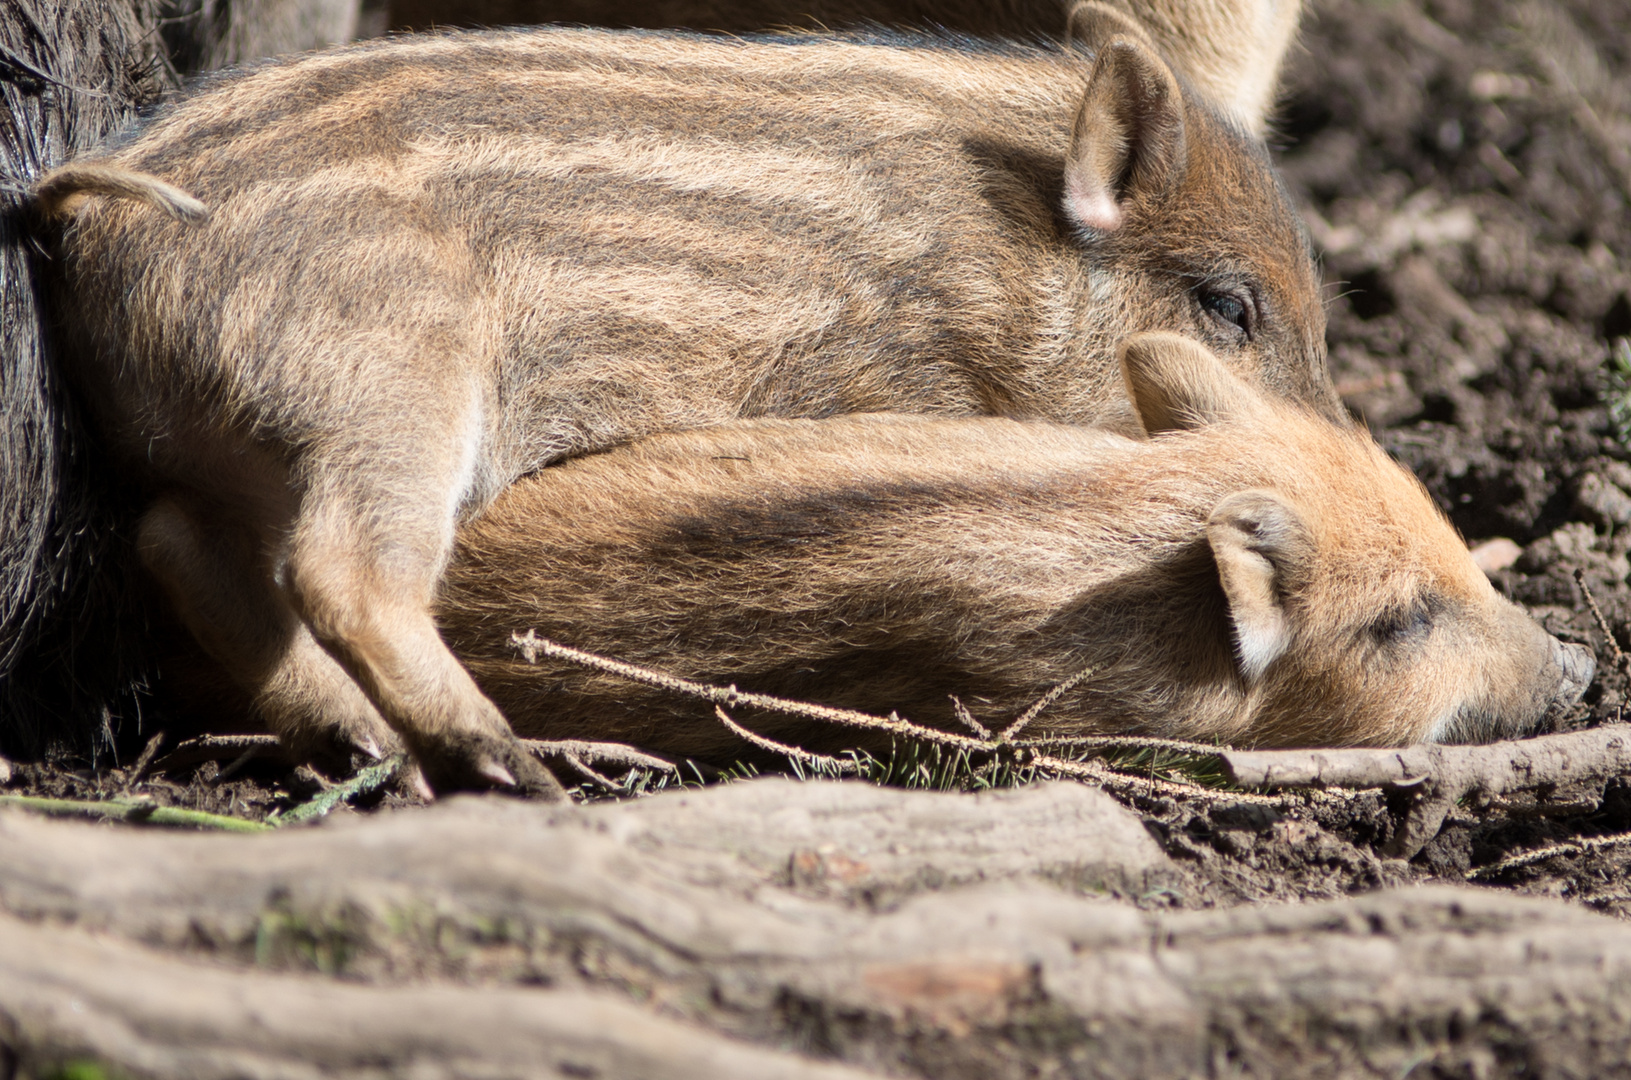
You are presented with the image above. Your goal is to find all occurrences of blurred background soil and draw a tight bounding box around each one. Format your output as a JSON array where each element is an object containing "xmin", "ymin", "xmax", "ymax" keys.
[
  {"xmin": 8, "ymin": 0, "xmax": 1631, "ymax": 915},
  {"xmin": 1281, "ymin": 0, "xmax": 1631, "ymax": 700}
]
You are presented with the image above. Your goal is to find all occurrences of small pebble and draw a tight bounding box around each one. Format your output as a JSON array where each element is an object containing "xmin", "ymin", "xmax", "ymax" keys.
[{"xmin": 1470, "ymin": 537, "xmax": 1523, "ymax": 574}]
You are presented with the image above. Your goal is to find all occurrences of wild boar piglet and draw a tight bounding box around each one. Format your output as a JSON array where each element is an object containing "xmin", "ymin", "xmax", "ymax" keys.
[
  {"xmin": 437, "ymin": 333, "xmax": 1593, "ymax": 757},
  {"xmin": 34, "ymin": 26, "xmax": 1335, "ymax": 792}
]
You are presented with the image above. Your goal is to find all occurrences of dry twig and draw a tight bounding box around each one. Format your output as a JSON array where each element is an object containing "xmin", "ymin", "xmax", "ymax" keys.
[
  {"xmin": 510, "ymin": 631, "xmax": 1247, "ymax": 800},
  {"xmin": 561, "ymin": 755, "xmax": 626, "ymax": 792},
  {"xmin": 1021, "ymin": 733, "xmax": 1233, "ymax": 757},
  {"xmin": 1468, "ymin": 829, "xmax": 1631, "ymax": 880},
  {"xmin": 999, "ymin": 663, "xmax": 1097, "ymax": 741},
  {"xmin": 1575, "ymin": 567, "xmax": 1631, "ymax": 693},
  {"xmin": 524, "ymin": 739, "xmax": 679, "ymax": 774},
  {"xmin": 713, "ymin": 706, "xmax": 859, "ymax": 775},
  {"xmin": 948, "ymin": 696, "xmax": 992, "ymax": 739},
  {"xmin": 511, "ymin": 631, "xmax": 991, "ymax": 754},
  {"xmin": 526, "ymin": 738, "xmax": 681, "ymax": 792},
  {"xmin": 120, "ymin": 731, "xmax": 166, "ymax": 790},
  {"xmin": 150, "ymin": 734, "xmax": 287, "ymax": 775}
]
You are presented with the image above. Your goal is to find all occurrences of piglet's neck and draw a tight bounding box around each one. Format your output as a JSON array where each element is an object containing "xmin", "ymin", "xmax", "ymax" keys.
[{"xmin": 1048, "ymin": 422, "xmax": 1324, "ymax": 745}]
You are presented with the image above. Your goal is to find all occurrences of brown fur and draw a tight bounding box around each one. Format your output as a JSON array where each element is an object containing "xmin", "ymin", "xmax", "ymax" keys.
[
  {"xmin": 34, "ymin": 27, "xmax": 1333, "ymax": 791},
  {"xmin": 434, "ymin": 334, "xmax": 1592, "ymax": 757},
  {"xmin": 385, "ymin": 0, "xmax": 1301, "ymax": 134}
]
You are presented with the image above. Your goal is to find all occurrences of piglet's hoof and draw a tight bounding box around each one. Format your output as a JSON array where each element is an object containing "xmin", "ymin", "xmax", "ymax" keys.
[
  {"xmin": 412, "ymin": 731, "xmax": 567, "ymax": 801},
  {"xmin": 282, "ymin": 719, "xmax": 404, "ymax": 781}
]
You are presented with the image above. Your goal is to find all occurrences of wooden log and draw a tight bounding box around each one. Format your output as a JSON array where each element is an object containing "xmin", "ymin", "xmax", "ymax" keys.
[
  {"xmin": 1221, "ymin": 726, "xmax": 1631, "ymax": 856},
  {"xmin": 4, "ymin": 779, "xmax": 1631, "ymax": 1077},
  {"xmin": 0, "ymin": 909, "xmax": 876, "ymax": 1080}
]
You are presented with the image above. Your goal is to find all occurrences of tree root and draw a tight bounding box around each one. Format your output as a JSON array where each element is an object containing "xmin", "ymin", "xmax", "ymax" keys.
[{"xmin": 1221, "ymin": 725, "xmax": 1631, "ymax": 857}]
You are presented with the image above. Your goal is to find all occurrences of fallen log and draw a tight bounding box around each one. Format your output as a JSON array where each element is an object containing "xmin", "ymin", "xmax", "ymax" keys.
[
  {"xmin": 0, "ymin": 779, "xmax": 1181, "ymax": 948},
  {"xmin": 0, "ymin": 909, "xmax": 875, "ymax": 1080},
  {"xmin": 4, "ymin": 779, "xmax": 1631, "ymax": 1078}
]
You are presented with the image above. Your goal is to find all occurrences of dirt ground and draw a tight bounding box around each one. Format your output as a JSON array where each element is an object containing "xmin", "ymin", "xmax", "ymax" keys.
[{"xmin": 6, "ymin": 0, "xmax": 1631, "ymax": 920}]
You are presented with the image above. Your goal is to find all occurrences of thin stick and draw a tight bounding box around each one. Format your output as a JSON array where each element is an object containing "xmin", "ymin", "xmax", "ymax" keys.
[
  {"xmin": 512, "ymin": 631, "xmax": 989, "ymax": 753},
  {"xmin": 999, "ymin": 665, "xmax": 1096, "ymax": 742},
  {"xmin": 122, "ymin": 732, "xmax": 167, "ymax": 789},
  {"xmin": 152, "ymin": 734, "xmax": 286, "ymax": 775},
  {"xmin": 1467, "ymin": 829, "xmax": 1631, "ymax": 880},
  {"xmin": 272, "ymin": 755, "xmax": 406, "ymax": 827},
  {"xmin": 1574, "ymin": 567, "xmax": 1624, "ymax": 667},
  {"xmin": 1574, "ymin": 568, "xmax": 1629, "ymax": 689},
  {"xmin": 1025, "ymin": 749, "xmax": 1283, "ymax": 803},
  {"xmin": 524, "ymin": 739, "xmax": 679, "ymax": 774},
  {"xmin": 1020, "ymin": 752, "xmax": 1115, "ymax": 784},
  {"xmin": 516, "ymin": 632, "xmax": 1263, "ymax": 796},
  {"xmin": 1015, "ymin": 733, "xmax": 1230, "ymax": 758},
  {"xmin": 1531, "ymin": 54, "xmax": 1631, "ymax": 205},
  {"xmin": 210, "ymin": 747, "xmax": 262, "ymax": 785},
  {"xmin": 713, "ymin": 706, "xmax": 857, "ymax": 775},
  {"xmin": 948, "ymin": 696, "xmax": 991, "ymax": 739},
  {"xmin": 562, "ymin": 754, "xmax": 626, "ymax": 792}
]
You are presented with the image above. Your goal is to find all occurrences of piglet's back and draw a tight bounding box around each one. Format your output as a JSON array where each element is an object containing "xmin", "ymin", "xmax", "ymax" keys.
[{"xmin": 48, "ymin": 26, "xmax": 1334, "ymax": 475}]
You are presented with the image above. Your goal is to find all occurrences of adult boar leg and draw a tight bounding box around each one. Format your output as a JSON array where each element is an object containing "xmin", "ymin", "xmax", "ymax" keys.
[
  {"xmin": 280, "ymin": 435, "xmax": 564, "ymax": 799},
  {"xmin": 137, "ymin": 496, "xmax": 398, "ymax": 769}
]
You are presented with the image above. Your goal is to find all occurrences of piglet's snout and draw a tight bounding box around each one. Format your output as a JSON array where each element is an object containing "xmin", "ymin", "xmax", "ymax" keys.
[
  {"xmin": 1442, "ymin": 620, "xmax": 1598, "ymax": 744},
  {"xmin": 1552, "ymin": 637, "xmax": 1596, "ymax": 706}
]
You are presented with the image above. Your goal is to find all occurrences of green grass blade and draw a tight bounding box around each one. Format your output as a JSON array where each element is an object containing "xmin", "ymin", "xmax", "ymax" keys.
[{"xmin": 0, "ymin": 794, "xmax": 271, "ymax": 832}]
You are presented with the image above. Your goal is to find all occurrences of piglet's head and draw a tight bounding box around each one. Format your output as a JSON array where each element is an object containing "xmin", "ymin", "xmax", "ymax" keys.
[
  {"xmin": 1118, "ymin": 332, "xmax": 1594, "ymax": 746},
  {"xmin": 1062, "ymin": 26, "xmax": 1338, "ymax": 428}
]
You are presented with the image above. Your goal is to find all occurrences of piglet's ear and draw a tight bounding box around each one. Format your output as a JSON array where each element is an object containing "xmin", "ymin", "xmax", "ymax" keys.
[
  {"xmin": 1064, "ymin": 1, "xmax": 1157, "ymax": 50},
  {"xmin": 1063, "ymin": 33, "xmax": 1187, "ymax": 234},
  {"xmin": 1208, "ymin": 490, "xmax": 1311, "ymax": 684},
  {"xmin": 1119, "ymin": 332, "xmax": 1252, "ymax": 435}
]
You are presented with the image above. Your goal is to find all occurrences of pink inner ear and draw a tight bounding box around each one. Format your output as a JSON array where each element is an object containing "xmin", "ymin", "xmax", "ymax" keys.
[{"xmin": 1066, "ymin": 179, "xmax": 1122, "ymax": 233}]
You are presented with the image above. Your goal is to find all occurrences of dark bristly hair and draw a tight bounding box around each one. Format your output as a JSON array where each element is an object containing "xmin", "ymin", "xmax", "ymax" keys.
[{"xmin": 0, "ymin": 0, "xmax": 173, "ymax": 759}]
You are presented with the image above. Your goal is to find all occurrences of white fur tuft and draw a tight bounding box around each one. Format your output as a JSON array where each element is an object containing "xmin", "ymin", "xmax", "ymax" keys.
[
  {"xmin": 1232, "ymin": 612, "xmax": 1289, "ymax": 683},
  {"xmin": 1065, "ymin": 181, "xmax": 1122, "ymax": 233}
]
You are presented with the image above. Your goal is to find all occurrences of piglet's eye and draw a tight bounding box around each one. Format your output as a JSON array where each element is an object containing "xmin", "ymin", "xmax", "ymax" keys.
[
  {"xmin": 1199, "ymin": 288, "xmax": 1253, "ymax": 338},
  {"xmin": 1370, "ymin": 604, "xmax": 1434, "ymax": 644}
]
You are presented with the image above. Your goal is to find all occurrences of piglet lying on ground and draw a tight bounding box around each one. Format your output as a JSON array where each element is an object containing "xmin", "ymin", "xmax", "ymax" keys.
[
  {"xmin": 436, "ymin": 333, "xmax": 1593, "ymax": 757},
  {"xmin": 32, "ymin": 26, "xmax": 1334, "ymax": 792}
]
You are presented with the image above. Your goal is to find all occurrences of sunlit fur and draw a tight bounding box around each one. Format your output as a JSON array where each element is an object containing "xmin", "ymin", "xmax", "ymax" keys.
[
  {"xmin": 36, "ymin": 28, "xmax": 1334, "ymax": 786},
  {"xmin": 433, "ymin": 335, "xmax": 1589, "ymax": 758},
  {"xmin": 1065, "ymin": 0, "xmax": 1303, "ymax": 135},
  {"xmin": 387, "ymin": 0, "xmax": 1302, "ymax": 136}
]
